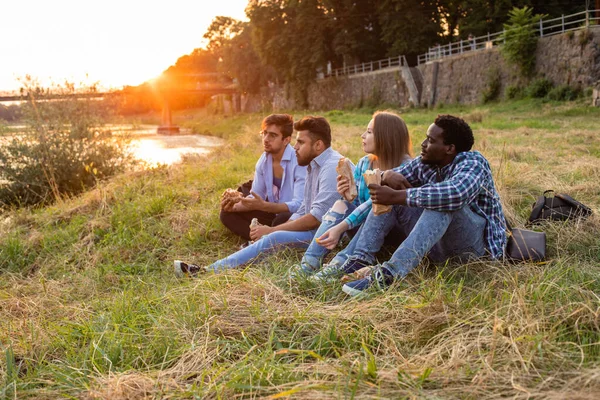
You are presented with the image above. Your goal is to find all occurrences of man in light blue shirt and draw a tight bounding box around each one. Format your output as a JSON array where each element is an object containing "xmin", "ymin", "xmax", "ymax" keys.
[
  {"xmin": 220, "ymin": 114, "xmax": 306, "ymax": 242},
  {"xmin": 175, "ymin": 116, "xmax": 347, "ymax": 275}
]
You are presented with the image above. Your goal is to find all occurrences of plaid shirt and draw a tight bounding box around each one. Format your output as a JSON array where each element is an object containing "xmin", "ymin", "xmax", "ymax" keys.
[{"xmin": 398, "ymin": 151, "xmax": 506, "ymax": 259}]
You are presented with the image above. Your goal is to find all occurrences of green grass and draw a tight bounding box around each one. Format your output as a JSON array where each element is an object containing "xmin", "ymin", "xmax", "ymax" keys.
[{"xmin": 1, "ymin": 99, "xmax": 600, "ymax": 399}]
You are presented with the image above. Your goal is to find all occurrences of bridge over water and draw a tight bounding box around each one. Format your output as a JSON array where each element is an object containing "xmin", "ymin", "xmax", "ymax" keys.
[{"xmin": 0, "ymin": 73, "xmax": 238, "ymax": 134}]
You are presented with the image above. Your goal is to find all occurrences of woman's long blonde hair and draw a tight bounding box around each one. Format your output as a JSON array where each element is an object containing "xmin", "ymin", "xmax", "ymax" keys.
[{"xmin": 371, "ymin": 110, "xmax": 413, "ymax": 170}]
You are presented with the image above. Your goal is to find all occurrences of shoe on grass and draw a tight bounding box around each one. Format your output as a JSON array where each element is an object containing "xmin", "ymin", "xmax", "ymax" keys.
[
  {"xmin": 340, "ymin": 256, "xmax": 371, "ymax": 274},
  {"xmin": 310, "ymin": 262, "xmax": 344, "ymax": 283},
  {"xmin": 289, "ymin": 262, "xmax": 318, "ymax": 280},
  {"xmin": 342, "ymin": 266, "xmax": 394, "ymax": 297},
  {"xmin": 174, "ymin": 260, "xmax": 206, "ymax": 278}
]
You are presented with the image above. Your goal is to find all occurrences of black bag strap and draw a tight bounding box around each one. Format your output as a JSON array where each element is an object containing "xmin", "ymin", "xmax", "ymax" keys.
[{"xmin": 528, "ymin": 192, "xmax": 550, "ymax": 223}]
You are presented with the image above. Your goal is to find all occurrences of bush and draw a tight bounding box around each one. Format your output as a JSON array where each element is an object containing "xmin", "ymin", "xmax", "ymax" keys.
[
  {"xmin": 0, "ymin": 80, "xmax": 134, "ymax": 207},
  {"xmin": 527, "ymin": 78, "xmax": 553, "ymax": 98},
  {"xmin": 547, "ymin": 85, "xmax": 581, "ymax": 101},
  {"xmin": 505, "ymin": 85, "xmax": 525, "ymax": 100}
]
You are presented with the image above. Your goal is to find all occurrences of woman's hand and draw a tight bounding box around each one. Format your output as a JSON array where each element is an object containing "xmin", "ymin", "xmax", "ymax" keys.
[
  {"xmin": 316, "ymin": 222, "xmax": 349, "ymax": 250},
  {"xmin": 336, "ymin": 175, "xmax": 351, "ymax": 197}
]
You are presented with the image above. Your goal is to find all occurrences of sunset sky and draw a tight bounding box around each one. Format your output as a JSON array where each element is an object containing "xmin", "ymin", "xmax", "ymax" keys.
[{"xmin": 0, "ymin": 0, "xmax": 248, "ymax": 93}]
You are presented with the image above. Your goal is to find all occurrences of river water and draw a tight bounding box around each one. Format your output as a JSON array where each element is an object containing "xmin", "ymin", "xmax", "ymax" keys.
[
  {"xmin": 1, "ymin": 124, "xmax": 224, "ymax": 167},
  {"xmin": 109, "ymin": 125, "xmax": 224, "ymax": 166}
]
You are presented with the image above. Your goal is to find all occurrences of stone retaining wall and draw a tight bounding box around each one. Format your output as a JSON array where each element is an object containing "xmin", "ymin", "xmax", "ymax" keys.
[{"xmin": 273, "ymin": 28, "xmax": 600, "ymax": 110}]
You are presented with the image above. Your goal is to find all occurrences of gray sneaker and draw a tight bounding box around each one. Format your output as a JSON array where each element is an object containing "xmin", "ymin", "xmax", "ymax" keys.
[
  {"xmin": 174, "ymin": 260, "xmax": 206, "ymax": 278},
  {"xmin": 310, "ymin": 262, "xmax": 344, "ymax": 283},
  {"xmin": 289, "ymin": 263, "xmax": 318, "ymax": 280}
]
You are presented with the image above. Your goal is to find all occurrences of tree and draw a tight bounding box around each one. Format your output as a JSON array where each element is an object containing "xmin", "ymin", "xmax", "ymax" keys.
[
  {"xmin": 322, "ymin": 0, "xmax": 387, "ymax": 66},
  {"xmin": 448, "ymin": 0, "xmax": 586, "ymax": 41},
  {"xmin": 377, "ymin": 0, "xmax": 442, "ymax": 57},
  {"xmin": 499, "ymin": 6, "xmax": 543, "ymax": 77},
  {"xmin": 204, "ymin": 17, "xmax": 274, "ymax": 94},
  {"xmin": 247, "ymin": 0, "xmax": 330, "ymax": 107}
]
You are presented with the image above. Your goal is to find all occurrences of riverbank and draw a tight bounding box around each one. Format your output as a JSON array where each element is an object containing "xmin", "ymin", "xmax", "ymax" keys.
[{"xmin": 1, "ymin": 98, "xmax": 599, "ymax": 398}]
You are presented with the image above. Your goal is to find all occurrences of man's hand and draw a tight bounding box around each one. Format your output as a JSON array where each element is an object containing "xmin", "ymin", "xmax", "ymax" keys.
[
  {"xmin": 250, "ymin": 225, "xmax": 273, "ymax": 241},
  {"xmin": 368, "ymin": 184, "xmax": 406, "ymax": 205},
  {"xmin": 381, "ymin": 171, "xmax": 412, "ymax": 190},
  {"xmin": 220, "ymin": 197, "xmax": 236, "ymax": 212},
  {"xmin": 241, "ymin": 191, "xmax": 267, "ymax": 211},
  {"xmin": 336, "ymin": 175, "xmax": 351, "ymax": 197}
]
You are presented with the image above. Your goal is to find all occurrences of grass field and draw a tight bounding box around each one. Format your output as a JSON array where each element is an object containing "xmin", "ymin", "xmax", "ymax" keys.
[{"xmin": 1, "ymin": 99, "xmax": 600, "ymax": 399}]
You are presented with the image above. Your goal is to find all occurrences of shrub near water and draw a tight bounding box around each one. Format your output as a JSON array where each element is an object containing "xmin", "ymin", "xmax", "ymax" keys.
[{"xmin": 0, "ymin": 81, "xmax": 133, "ymax": 208}]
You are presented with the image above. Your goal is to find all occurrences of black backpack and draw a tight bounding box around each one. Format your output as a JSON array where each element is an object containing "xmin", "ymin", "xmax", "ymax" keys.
[{"xmin": 529, "ymin": 190, "xmax": 592, "ymax": 224}]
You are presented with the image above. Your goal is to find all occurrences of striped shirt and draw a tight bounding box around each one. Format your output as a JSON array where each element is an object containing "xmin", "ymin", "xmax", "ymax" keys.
[{"xmin": 398, "ymin": 151, "xmax": 506, "ymax": 259}]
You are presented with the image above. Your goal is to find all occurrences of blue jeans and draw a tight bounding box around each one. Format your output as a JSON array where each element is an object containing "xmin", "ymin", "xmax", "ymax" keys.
[
  {"xmin": 352, "ymin": 205, "xmax": 487, "ymax": 278},
  {"xmin": 300, "ymin": 200, "xmax": 356, "ymax": 271},
  {"xmin": 207, "ymin": 229, "xmax": 317, "ymax": 272}
]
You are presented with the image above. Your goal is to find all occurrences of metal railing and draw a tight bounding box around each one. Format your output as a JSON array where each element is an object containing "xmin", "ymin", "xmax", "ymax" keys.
[
  {"xmin": 418, "ymin": 9, "xmax": 600, "ymax": 65},
  {"xmin": 323, "ymin": 55, "xmax": 407, "ymax": 79}
]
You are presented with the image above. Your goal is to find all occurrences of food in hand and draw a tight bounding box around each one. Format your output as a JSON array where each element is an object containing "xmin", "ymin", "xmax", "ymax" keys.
[
  {"xmin": 221, "ymin": 188, "xmax": 243, "ymax": 210},
  {"xmin": 336, "ymin": 157, "xmax": 357, "ymax": 202},
  {"xmin": 363, "ymin": 169, "xmax": 392, "ymax": 215},
  {"xmin": 249, "ymin": 217, "xmax": 263, "ymax": 229}
]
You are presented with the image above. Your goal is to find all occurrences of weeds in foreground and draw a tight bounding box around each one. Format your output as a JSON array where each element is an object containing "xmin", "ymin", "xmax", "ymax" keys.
[{"xmin": 1, "ymin": 100, "xmax": 599, "ymax": 398}]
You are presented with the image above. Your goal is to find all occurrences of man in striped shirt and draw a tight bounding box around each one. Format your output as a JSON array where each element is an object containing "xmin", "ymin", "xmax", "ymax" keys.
[{"xmin": 341, "ymin": 115, "xmax": 507, "ymax": 296}]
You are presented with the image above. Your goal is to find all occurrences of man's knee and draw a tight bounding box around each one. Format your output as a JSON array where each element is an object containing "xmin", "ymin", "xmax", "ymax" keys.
[{"xmin": 219, "ymin": 209, "xmax": 230, "ymax": 224}]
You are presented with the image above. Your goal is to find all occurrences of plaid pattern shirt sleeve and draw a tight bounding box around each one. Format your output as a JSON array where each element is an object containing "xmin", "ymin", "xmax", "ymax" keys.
[
  {"xmin": 404, "ymin": 158, "xmax": 484, "ymax": 211},
  {"xmin": 343, "ymin": 156, "xmax": 372, "ymax": 229},
  {"xmin": 394, "ymin": 158, "xmax": 424, "ymax": 187}
]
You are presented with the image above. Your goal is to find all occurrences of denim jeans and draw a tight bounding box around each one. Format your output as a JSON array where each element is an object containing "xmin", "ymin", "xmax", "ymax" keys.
[
  {"xmin": 207, "ymin": 229, "xmax": 316, "ymax": 272},
  {"xmin": 300, "ymin": 200, "xmax": 356, "ymax": 271},
  {"xmin": 352, "ymin": 205, "xmax": 487, "ymax": 278}
]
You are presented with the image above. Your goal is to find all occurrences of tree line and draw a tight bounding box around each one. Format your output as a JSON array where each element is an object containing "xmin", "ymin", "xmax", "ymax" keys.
[{"xmin": 166, "ymin": 0, "xmax": 582, "ymax": 108}]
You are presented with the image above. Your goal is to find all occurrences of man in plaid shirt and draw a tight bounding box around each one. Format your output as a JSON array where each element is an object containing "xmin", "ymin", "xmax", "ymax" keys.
[{"xmin": 340, "ymin": 115, "xmax": 507, "ymax": 296}]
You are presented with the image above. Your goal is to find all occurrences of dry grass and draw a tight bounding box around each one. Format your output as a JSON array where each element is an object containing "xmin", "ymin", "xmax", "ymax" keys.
[{"xmin": 1, "ymin": 99, "xmax": 600, "ymax": 398}]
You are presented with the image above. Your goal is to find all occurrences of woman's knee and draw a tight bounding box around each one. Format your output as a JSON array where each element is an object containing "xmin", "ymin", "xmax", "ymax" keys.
[{"xmin": 331, "ymin": 200, "xmax": 349, "ymax": 214}]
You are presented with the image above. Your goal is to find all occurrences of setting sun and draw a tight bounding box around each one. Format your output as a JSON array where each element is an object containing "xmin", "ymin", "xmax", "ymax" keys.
[{"xmin": 0, "ymin": 0, "xmax": 248, "ymax": 92}]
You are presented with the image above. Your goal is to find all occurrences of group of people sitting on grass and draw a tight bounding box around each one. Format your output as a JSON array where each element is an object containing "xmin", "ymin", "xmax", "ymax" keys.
[{"xmin": 174, "ymin": 111, "xmax": 507, "ymax": 297}]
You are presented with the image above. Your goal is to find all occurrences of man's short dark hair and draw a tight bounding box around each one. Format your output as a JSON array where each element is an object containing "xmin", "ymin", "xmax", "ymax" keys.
[
  {"xmin": 293, "ymin": 116, "xmax": 331, "ymax": 147},
  {"xmin": 262, "ymin": 114, "xmax": 294, "ymax": 138},
  {"xmin": 434, "ymin": 114, "xmax": 474, "ymax": 153}
]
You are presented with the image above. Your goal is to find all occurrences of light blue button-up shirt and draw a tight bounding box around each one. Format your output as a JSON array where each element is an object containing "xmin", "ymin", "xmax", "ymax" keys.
[
  {"xmin": 291, "ymin": 146, "xmax": 346, "ymax": 222},
  {"xmin": 250, "ymin": 144, "xmax": 306, "ymax": 214}
]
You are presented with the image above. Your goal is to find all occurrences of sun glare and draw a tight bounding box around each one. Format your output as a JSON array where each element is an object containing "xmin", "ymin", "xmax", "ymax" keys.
[{"xmin": 0, "ymin": 0, "xmax": 249, "ymax": 93}]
